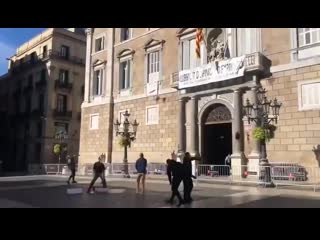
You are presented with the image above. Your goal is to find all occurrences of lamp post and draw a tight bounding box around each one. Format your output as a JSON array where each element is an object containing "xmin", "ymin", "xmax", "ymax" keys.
[
  {"xmin": 243, "ymin": 87, "xmax": 282, "ymax": 187},
  {"xmin": 114, "ymin": 110, "xmax": 139, "ymax": 178},
  {"xmin": 55, "ymin": 130, "xmax": 68, "ymax": 174}
]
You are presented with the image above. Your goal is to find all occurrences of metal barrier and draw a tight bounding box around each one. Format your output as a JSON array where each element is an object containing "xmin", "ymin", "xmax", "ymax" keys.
[
  {"xmin": 43, "ymin": 164, "xmax": 70, "ymax": 175},
  {"xmin": 197, "ymin": 165, "xmax": 232, "ymax": 184},
  {"xmin": 147, "ymin": 163, "xmax": 167, "ymax": 175},
  {"xmin": 271, "ymin": 165, "xmax": 320, "ymax": 192},
  {"xmin": 43, "ymin": 162, "xmax": 320, "ymax": 192}
]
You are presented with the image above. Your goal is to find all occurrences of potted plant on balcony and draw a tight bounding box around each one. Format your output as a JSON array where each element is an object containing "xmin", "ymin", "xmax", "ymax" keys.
[{"xmin": 253, "ymin": 124, "xmax": 277, "ymax": 142}]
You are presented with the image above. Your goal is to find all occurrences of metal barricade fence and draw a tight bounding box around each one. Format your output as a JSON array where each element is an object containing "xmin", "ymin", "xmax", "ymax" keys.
[
  {"xmin": 197, "ymin": 165, "xmax": 232, "ymax": 184},
  {"xmin": 43, "ymin": 164, "xmax": 70, "ymax": 175},
  {"xmin": 44, "ymin": 162, "xmax": 320, "ymax": 192},
  {"xmin": 147, "ymin": 163, "xmax": 167, "ymax": 175},
  {"xmin": 271, "ymin": 165, "xmax": 320, "ymax": 192},
  {"xmin": 231, "ymin": 165, "xmax": 263, "ymax": 185}
]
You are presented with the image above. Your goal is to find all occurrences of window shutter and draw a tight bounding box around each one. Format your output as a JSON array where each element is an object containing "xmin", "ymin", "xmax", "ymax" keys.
[
  {"xmin": 65, "ymin": 71, "xmax": 69, "ymax": 83},
  {"xmin": 100, "ymin": 69, "xmax": 104, "ymax": 96},
  {"xmin": 92, "ymin": 71, "xmax": 97, "ymax": 96},
  {"xmin": 182, "ymin": 41, "xmax": 190, "ymax": 70},
  {"xmin": 127, "ymin": 61, "xmax": 131, "ymax": 88},
  {"xmin": 189, "ymin": 39, "xmax": 196, "ymax": 69}
]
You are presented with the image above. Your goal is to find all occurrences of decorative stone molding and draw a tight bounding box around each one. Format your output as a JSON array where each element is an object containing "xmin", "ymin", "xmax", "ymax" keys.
[
  {"xmin": 144, "ymin": 39, "xmax": 165, "ymax": 50},
  {"xmin": 198, "ymin": 95, "xmax": 217, "ymax": 113},
  {"xmin": 218, "ymin": 93, "xmax": 234, "ymax": 107}
]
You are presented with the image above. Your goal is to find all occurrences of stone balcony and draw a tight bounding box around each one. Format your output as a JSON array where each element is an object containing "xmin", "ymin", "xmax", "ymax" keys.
[{"xmin": 170, "ymin": 52, "xmax": 272, "ymax": 89}]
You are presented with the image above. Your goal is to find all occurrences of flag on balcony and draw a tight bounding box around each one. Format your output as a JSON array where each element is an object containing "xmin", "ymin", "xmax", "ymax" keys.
[{"xmin": 196, "ymin": 28, "xmax": 204, "ymax": 59}]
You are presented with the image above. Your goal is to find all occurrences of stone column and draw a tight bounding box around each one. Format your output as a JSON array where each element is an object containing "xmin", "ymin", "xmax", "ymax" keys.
[
  {"xmin": 177, "ymin": 97, "xmax": 186, "ymax": 161},
  {"xmin": 189, "ymin": 96, "xmax": 199, "ymax": 176},
  {"xmin": 189, "ymin": 96, "xmax": 199, "ymax": 157},
  {"xmin": 231, "ymin": 89, "xmax": 245, "ymax": 176},
  {"xmin": 247, "ymin": 75, "xmax": 260, "ymax": 173},
  {"xmin": 84, "ymin": 28, "xmax": 93, "ymax": 103}
]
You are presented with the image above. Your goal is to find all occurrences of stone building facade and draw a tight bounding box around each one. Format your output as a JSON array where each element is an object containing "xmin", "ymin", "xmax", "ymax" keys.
[
  {"xmin": 79, "ymin": 28, "xmax": 320, "ymax": 170},
  {"xmin": 3, "ymin": 28, "xmax": 86, "ymax": 173}
]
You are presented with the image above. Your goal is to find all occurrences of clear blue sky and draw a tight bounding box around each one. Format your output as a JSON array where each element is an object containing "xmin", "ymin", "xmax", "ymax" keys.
[{"xmin": 0, "ymin": 28, "xmax": 46, "ymax": 76}]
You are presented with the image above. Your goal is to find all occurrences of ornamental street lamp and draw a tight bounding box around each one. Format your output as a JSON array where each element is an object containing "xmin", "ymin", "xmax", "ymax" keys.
[
  {"xmin": 243, "ymin": 86, "xmax": 282, "ymax": 187},
  {"xmin": 114, "ymin": 110, "xmax": 139, "ymax": 178},
  {"xmin": 55, "ymin": 130, "xmax": 68, "ymax": 173}
]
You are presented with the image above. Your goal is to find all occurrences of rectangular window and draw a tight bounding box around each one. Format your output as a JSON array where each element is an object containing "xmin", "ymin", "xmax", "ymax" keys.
[
  {"xmin": 37, "ymin": 122, "xmax": 42, "ymax": 137},
  {"xmin": 182, "ymin": 38, "xmax": 200, "ymax": 70},
  {"xmin": 35, "ymin": 143, "xmax": 41, "ymax": 163},
  {"xmin": 57, "ymin": 94, "xmax": 67, "ymax": 112},
  {"xmin": 59, "ymin": 70, "xmax": 69, "ymax": 84},
  {"xmin": 26, "ymin": 96, "xmax": 31, "ymax": 113},
  {"xmin": 39, "ymin": 94, "xmax": 44, "ymax": 113},
  {"xmin": 28, "ymin": 74, "xmax": 33, "ymax": 86},
  {"xmin": 93, "ymin": 69, "xmax": 103, "ymax": 96},
  {"xmin": 120, "ymin": 60, "xmax": 131, "ymax": 90},
  {"xmin": 43, "ymin": 45, "xmax": 48, "ymax": 58},
  {"xmin": 95, "ymin": 37, "xmax": 104, "ymax": 52},
  {"xmin": 60, "ymin": 45, "xmax": 70, "ymax": 59},
  {"xmin": 298, "ymin": 28, "xmax": 320, "ymax": 47},
  {"xmin": 118, "ymin": 110, "xmax": 130, "ymax": 128},
  {"xmin": 30, "ymin": 52, "xmax": 36, "ymax": 63},
  {"xmin": 148, "ymin": 51, "xmax": 160, "ymax": 83},
  {"xmin": 41, "ymin": 69, "xmax": 46, "ymax": 81},
  {"xmin": 90, "ymin": 114, "xmax": 99, "ymax": 130},
  {"xmin": 146, "ymin": 105, "xmax": 159, "ymax": 125},
  {"xmin": 299, "ymin": 81, "xmax": 320, "ymax": 110},
  {"xmin": 120, "ymin": 28, "xmax": 131, "ymax": 42}
]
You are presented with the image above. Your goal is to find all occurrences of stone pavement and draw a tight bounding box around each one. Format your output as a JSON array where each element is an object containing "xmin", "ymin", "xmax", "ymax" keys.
[{"xmin": 0, "ymin": 177, "xmax": 320, "ymax": 208}]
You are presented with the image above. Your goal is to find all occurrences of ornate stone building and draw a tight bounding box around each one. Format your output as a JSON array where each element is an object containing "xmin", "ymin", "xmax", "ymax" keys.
[
  {"xmin": 79, "ymin": 28, "xmax": 320, "ymax": 170},
  {"xmin": 3, "ymin": 28, "xmax": 86, "ymax": 173}
]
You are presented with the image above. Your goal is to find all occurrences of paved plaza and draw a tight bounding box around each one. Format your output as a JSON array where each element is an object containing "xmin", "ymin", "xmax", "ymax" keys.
[{"xmin": 0, "ymin": 176, "xmax": 320, "ymax": 208}]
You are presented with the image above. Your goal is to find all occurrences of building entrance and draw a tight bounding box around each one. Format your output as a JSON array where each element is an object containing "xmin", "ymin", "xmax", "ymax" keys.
[{"xmin": 202, "ymin": 104, "xmax": 233, "ymax": 165}]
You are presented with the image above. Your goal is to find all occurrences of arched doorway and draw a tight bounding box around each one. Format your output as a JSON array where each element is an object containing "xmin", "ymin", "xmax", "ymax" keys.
[{"xmin": 201, "ymin": 103, "xmax": 233, "ymax": 165}]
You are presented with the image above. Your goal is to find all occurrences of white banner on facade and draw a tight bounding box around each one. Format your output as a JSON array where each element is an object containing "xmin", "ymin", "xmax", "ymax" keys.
[
  {"xmin": 146, "ymin": 81, "xmax": 158, "ymax": 96},
  {"xmin": 178, "ymin": 56, "xmax": 245, "ymax": 89}
]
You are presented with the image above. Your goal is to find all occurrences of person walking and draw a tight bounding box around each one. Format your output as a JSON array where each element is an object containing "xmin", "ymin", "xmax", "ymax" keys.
[
  {"xmin": 166, "ymin": 158, "xmax": 184, "ymax": 207},
  {"xmin": 166, "ymin": 151, "xmax": 177, "ymax": 185},
  {"xmin": 135, "ymin": 153, "xmax": 147, "ymax": 194},
  {"xmin": 87, "ymin": 155, "xmax": 107, "ymax": 194},
  {"xmin": 182, "ymin": 152, "xmax": 199, "ymax": 204},
  {"xmin": 67, "ymin": 155, "xmax": 77, "ymax": 185}
]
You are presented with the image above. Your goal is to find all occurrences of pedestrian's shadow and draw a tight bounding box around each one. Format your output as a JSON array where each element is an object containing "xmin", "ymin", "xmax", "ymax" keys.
[{"xmin": 312, "ymin": 145, "xmax": 320, "ymax": 167}]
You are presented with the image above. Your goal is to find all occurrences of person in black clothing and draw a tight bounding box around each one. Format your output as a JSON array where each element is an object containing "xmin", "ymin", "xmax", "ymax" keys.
[
  {"xmin": 166, "ymin": 159, "xmax": 184, "ymax": 207},
  {"xmin": 67, "ymin": 155, "xmax": 77, "ymax": 184},
  {"xmin": 166, "ymin": 159, "xmax": 173, "ymax": 185},
  {"xmin": 183, "ymin": 152, "xmax": 199, "ymax": 204},
  {"xmin": 87, "ymin": 155, "xmax": 107, "ymax": 193}
]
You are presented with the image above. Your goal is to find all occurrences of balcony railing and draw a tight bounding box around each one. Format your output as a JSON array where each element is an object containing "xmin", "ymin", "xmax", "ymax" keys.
[
  {"xmin": 50, "ymin": 50, "xmax": 85, "ymax": 65},
  {"xmin": 170, "ymin": 72, "xmax": 179, "ymax": 88},
  {"xmin": 9, "ymin": 49, "xmax": 85, "ymax": 74},
  {"xmin": 54, "ymin": 80, "xmax": 73, "ymax": 91},
  {"xmin": 35, "ymin": 79, "xmax": 47, "ymax": 90},
  {"xmin": 171, "ymin": 52, "xmax": 272, "ymax": 90},
  {"xmin": 53, "ymin": 110, "xmax": 72, "ymax": 119}
]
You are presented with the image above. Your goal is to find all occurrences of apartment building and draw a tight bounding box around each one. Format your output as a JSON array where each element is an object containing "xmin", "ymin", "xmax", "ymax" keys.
[{"xmin": 5, "ymin": 28, "xmax": 86, "ymax": 173}]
